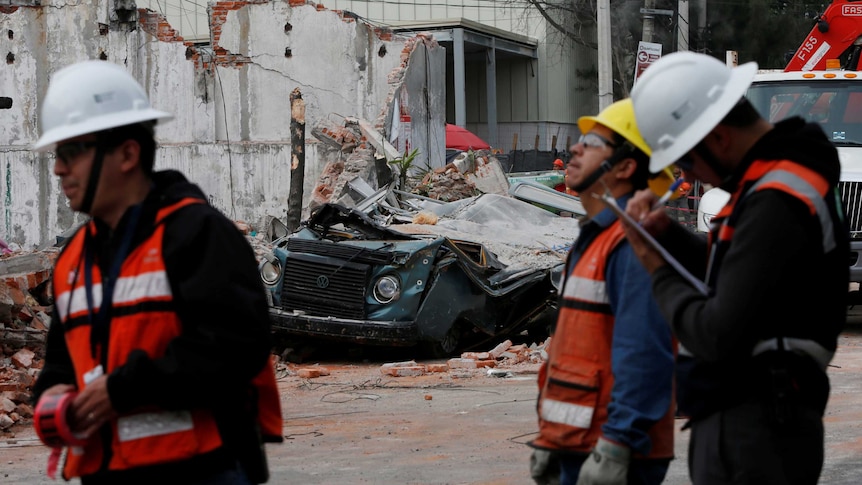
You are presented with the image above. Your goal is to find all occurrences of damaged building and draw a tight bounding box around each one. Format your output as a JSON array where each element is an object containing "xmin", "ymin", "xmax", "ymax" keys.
[
  {"xmin": 1, "ymin": 0, "xmax": 606, "ymax": 250},
  {"xmin": 0, "ymin": 0, "xmax": 447, "ymax": 249}
]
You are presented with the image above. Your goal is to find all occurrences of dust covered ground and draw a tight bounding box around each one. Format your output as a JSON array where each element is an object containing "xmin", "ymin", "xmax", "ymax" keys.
[{"xmin": 5, "ymin": 326, "xmax": 862, "ymax": 484}]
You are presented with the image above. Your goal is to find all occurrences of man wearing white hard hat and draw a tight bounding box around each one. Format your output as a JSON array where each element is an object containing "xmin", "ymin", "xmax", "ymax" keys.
[
  {"xmin": 31, "ymin": 60, "xmax": 282, "ymax": 484},
  {"xmin": 624, "ymin": 51, "xmax": 847, "ymax": 484}
]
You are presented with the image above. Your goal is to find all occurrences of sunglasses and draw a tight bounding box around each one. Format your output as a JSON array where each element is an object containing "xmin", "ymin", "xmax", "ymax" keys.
[
  {"xmin": 56, "ymin": 141, "xmax": 98, "ymax": 164},
  {"xmin": 578, "ymin": 132, "xmax": 618, "ymax": 150}
]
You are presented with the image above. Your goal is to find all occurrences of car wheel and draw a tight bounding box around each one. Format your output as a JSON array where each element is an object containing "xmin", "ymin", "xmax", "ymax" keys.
[{"xmin": 421, "ymin": 324, "xmax": 462, "ymax": 358}]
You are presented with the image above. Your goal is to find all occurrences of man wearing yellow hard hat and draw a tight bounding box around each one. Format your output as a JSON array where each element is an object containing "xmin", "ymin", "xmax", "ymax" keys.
[{"xmin": 529, "ymin": 99, "xmax": 676, "ymax": 485}]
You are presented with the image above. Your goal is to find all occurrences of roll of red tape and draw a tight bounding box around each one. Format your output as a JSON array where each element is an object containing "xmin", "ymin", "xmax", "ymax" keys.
[{"xmin": 34, "ymin": 392, "xmax": 86, "ymax": 448}]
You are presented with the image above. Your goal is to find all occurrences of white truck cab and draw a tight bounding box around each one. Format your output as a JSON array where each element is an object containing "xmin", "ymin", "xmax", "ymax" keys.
[{"xmin": 697, "ymin": 69, "xmax": 862, "ymax": 290}]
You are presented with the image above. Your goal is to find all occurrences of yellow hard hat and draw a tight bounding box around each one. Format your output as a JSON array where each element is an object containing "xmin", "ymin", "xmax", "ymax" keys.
[
  {"xmin": 578, "ymin": 99, "xmax": 651, "ymax": 156},
  {"xmin": 647, "ymin": 167, "xmax": 676, "ymax": 197},
  {"xmin": 578, "ymin": 99, "xmax": 672, "ymax": 195}
]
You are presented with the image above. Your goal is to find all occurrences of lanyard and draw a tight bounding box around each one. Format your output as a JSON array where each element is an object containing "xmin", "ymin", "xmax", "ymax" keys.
[{"xmin": 83, "ymin": 205, "xmax": 142, "ymax": 361}]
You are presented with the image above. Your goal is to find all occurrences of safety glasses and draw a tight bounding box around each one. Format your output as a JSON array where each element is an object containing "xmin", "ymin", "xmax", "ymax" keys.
[
  {"xmin": 578, "ymin": 132, "xmax": 618, "ymax": 150},
  {"xmin": 56, "ymin": 141, "xmax": 97, "ymax": 164}
]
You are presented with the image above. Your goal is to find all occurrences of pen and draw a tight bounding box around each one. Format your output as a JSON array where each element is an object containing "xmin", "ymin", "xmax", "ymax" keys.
[{"xmin": 651, "ymin": 178, "xmax": 685, "ymax": 211}]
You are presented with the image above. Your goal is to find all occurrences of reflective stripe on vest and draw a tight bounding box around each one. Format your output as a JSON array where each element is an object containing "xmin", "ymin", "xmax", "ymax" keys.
[
  {"xmin": 748, "ymin": 169, "xmax": 836, "ymax": 253},
  {"xmin": 56, "ymin": 271, "xmax": 172, "ymax": 322},
  {"xmin": 561, "ymin": 275, "xmax": 610, "ymax": 305},
  {"xmin": 752, "ymin": 337, "xmax": 835, "ymax": 371},
  {"xmin": 541, "ymin": 398, "xmax": 594, "ymax": 429}
]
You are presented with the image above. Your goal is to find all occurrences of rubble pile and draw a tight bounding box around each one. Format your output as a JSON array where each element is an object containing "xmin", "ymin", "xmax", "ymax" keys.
[
  {"xmin": 0, "ymin": 249, "xmax": 57, "ymax": 434},
  {"xmin": 411, "ymin": 168, "xmax": 480, "ymax": 202},
  {"xmin": 371, "ymin": 338, "xmax": 551, "ymax": 379}
]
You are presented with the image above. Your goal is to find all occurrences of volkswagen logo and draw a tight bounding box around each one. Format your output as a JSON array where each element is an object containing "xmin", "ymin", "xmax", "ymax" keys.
[{"xmin": 316, "ymin": 275, "xmax": 330, "ymax": 289}]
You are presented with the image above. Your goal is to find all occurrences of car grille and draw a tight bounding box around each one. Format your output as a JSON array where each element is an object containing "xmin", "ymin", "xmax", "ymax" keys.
[
  {"xmin": 280, "ymin": 253, "xmax": 369, "ymax": 319},
  {"xmin": 839, "ymin": 182, "xmax": 862, "ymax": 240},
  {"xmin": 287, "ymin": 238, "xmax": 398, "ymax": 265}
]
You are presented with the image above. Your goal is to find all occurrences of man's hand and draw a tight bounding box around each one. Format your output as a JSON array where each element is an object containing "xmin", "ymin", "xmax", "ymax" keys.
[
  {"xmin": 576, "ymin": 436, "xmax": 630, "ymax": 485},
  {"xmin": 70, "ymin": 375, "xmax": 117, "ymax": 438},
  {"xmin": 622, "ymin": 189, "xmax": 671, "ymax": 274}
]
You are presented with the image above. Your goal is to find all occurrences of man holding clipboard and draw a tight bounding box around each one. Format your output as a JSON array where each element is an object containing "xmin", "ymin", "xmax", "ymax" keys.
[
  {"xmin": 623, "ymin": 52, "xmax": 847, "ymax": 484},
  {"xmin": 530, "ymin": 99, "xmax": 676, "ymax": 485}
]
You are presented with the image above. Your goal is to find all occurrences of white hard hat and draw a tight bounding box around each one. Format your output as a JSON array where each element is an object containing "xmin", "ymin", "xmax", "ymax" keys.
[
  {"xmin": 631, "ymin": 52, "xmax": 758, "ymax": 173},
  {"xmin": 33, "ymin": 60, "xmax": 172, "ymax": 151}
]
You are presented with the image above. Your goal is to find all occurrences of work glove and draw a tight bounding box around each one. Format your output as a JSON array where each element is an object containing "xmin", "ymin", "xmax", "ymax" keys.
[
  {"xmin": 529, "ymin": 448, "xmax": 561, "ymax": 485},
  {"xmin": 576, "ymin": 436, "xmax": 630, "ymax": 485}
]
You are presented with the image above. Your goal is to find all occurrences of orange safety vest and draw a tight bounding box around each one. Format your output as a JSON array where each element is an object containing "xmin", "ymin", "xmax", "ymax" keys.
[
  {"xmin": 52, "ymin": 198, "xmax": 282, "ymax": 479},
  {"xmin": 533, "ymin": 221, "xmax": 674, "ymax": 459}
]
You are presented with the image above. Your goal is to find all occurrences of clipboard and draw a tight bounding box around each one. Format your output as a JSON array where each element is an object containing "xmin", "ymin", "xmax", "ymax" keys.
[{"xmin": 598, "ymin": 192, "xmax": 711, "ymax": 295}]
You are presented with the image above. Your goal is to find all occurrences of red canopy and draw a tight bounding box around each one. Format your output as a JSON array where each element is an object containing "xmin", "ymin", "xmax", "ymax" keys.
[{"xmin": 445, "ymin": 124, "xmax": 490, "ymax": 151}]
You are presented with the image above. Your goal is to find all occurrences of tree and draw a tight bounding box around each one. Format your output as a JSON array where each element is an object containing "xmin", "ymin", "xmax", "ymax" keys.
[
  {"xmin": 521, "ymin": 0, "xmax": 829, "ymax": 99},
  {"xmin": 704, "ymin": 0, "xmax": 829, "ymax": 69},
  {"xmin": 518, "ymin": 0, "xmax": 677, "ymax": 99}
]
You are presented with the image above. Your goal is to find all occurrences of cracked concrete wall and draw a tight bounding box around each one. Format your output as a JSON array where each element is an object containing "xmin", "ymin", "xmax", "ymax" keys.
[{"xmin": 0, "ymin": 1, "xmax": 412, "ymax": 249}]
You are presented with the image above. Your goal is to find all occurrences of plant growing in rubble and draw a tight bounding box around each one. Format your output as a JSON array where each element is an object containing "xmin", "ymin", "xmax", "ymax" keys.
[{"xmin": 389, "ymin": 147, "xmax": 421, "ymax": 191}]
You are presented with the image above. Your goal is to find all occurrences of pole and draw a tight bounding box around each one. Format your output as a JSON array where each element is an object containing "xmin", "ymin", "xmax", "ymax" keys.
[
  {"xmin": 643, "ymin": 0, "xmax": 656, "ymax": 43},
  {"xmin": 677, "ymin": 0, "xmax": 689, "ymax": 52},
  {"xmin": 287, "ymin": 88, "xmax": 306, "ymax": 232},
  {"xmin": 597, "ymin": 0, "xmax": 613, "ymax": 110}
]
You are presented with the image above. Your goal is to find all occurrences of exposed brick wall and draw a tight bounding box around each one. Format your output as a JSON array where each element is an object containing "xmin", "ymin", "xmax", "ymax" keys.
[
  {"xmin": 134, "ymin": 1, "xmax": 395, "ymax": 71},
  {"xmin": 138, "ymin": 9, "xmax": 184, "ymax": 43}
]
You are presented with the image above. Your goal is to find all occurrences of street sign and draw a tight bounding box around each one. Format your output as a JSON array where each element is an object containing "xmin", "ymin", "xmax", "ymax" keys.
[
  {"xmin": 633, "ymin": 41, "xmax": 663, "ymax": 87},
  {"xmin": 639, "ymin": 8, "xmax": 674, "ymax": 16}
]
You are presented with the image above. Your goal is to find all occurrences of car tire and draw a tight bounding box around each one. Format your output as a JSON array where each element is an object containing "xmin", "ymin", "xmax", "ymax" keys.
[{"xmin": 421, "ymin": 323, "xmax": 462, "ymax": 358}]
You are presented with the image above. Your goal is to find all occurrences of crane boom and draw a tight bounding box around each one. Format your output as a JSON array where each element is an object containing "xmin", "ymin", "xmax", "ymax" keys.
[{"xmin": 785, "ymin": 0, "xmax": 862, "ymax": 71}]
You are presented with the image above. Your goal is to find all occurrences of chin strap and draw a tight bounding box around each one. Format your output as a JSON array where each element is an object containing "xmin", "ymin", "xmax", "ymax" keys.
[
  {"xmin": 570, "ymin": 144, "xmax": 633, "ymax": 194},
  {"xmin": 79, "ymin": 141, "xmax": 108, "ymax": 215}
]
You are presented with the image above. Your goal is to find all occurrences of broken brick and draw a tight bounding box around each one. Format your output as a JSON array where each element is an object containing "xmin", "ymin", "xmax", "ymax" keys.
[
  {"xmin": 297, "ymin": 368, "xmax": 321, "ymax": 378},
  {"xmin": 13, "ymin": 403, "xmax": 32, "ymax": 418},
  {"xmin": 11, "ymin": 348, "xmax": 34, "ymax": 369},
  {"xmin": 461, "ymin": 352, "xmax": 490, "ymax": 361},
  {"xmin": 383, "ymin": 366, "xmax": 425, "ymax": 377},
  {"xmin": 447, "ymin": 358, "xmax": 477, "ymax": 369},
  {"xmin": 488, "ymin": 340, "xmax": 513, "ymax": 359},
  {"xmin": 426, "ymin": 364, "xmax": 448, "ymax": 373}
]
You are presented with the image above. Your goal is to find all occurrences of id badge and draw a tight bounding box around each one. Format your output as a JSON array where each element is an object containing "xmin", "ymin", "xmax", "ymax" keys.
[{"xmin": 83, "ymin": 365, "xmax": 104, "ymax": 386}]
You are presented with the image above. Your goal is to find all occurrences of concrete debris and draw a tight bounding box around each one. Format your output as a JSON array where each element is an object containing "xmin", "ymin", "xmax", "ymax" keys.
[
  {"xmin": 451, "ymin": 150, "xmax": 511, "ymax": 196},
  {"xmin": 412, "ymin": 169, "xmax": 480, "ymax": 202},
  {"xmin": 376, "ymin": 338, "xmax": 551, "ymax": 378},
  {"xmin": 0, "ymin": 247, "xmax": 56, "ymax": 435},
  {"xmin": 307, "ymin": 116, "xmax": 519, "ymax": 213}
]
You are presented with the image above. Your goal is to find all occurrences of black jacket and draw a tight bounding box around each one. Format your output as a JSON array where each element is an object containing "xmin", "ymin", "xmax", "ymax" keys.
[
  {"xmin": 655, "ymin": 118, "xmax": 848, "ymax": 419},
  {"xmin": 33, "ymin": 170, "xmax": 273, "ymax": 483}
]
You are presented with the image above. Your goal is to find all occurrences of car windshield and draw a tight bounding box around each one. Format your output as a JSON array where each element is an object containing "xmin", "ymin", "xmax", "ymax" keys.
[{"xmin": 747, "ymin": 80, "xmax": 862, "ymax": 146}]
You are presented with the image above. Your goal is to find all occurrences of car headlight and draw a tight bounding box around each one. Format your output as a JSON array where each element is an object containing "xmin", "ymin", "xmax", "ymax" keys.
[
  {"xmin": 372, "ymin": 275, "xmax": 401, "ymax": 304},
  {"xmin": 259, "ymin": 256, "xmax": 282, "ymax": 286}
]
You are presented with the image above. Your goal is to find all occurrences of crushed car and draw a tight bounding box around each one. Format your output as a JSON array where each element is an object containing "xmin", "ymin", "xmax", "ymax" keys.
[{"xmin": 258, "ymin": 192, "xmax": 580, "ymax": 356}]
